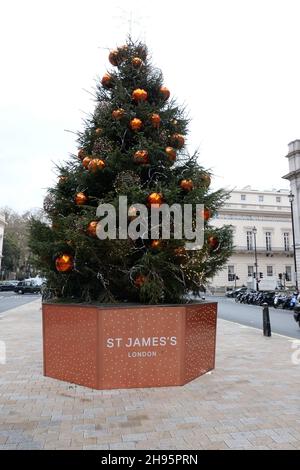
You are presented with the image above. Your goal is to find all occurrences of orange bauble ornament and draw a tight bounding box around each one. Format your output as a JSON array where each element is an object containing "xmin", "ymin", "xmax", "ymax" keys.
[
  {"xmin": 132, "ymin": 88, "xmax": 148, "ymax": 102},
  {"xmin": 88, "ymin": 158, "xmax": 105, "ymax": 173},
  {"xmin": 55, "ymin": 254, "xmax": 74, "ymax": 273},
  {"xmin": 151, "ymin": 113, "xmax": 161, "ymax": 128},
  {"xmin": 87, "ymin": 221, "xmax": 99, "ymax": 237},
  {"xmin": 201, "ymin": 208, "xmax": 211, "ymax": 221},
  {"xmin": 208, "ymin": 235, "xmax": 219, "ymax": 250},
  {"xmin": 82, "ymin": 156, "xmax": 92, "ymax": 169},
  {"xmin": 132, "ymin": 57, "xmax": 143, "ymax": 67},
  {"xmin": 108, "ymin": 50, "xmax": 120, "ymax": 66},
  {"xmin": 112, "ymin": 108, "xmax": 125, "ymax": 120},
  {"xmin": 118, "ymin": 44, "xmax": 128, "ymax": 53},
  {"xmin": 171, "ymin": 133, "xmax": 185, "ymax": 149},
  {"xmin": 160, "ymin": 86, "xmax": 170, "ymax": 101},
  {"xmin": 130, "ymin": 118, "xmax": 143, "ymax": 131},
  {"xmin": 134, "ymin": 274, "xmax": 146, "ymax": 288},
  {"xmin": 174, "ymin": 246, "xmax": 186, "ymax": 258},
  {"xmin": 201, "ymin": 173, "xmax": 211, "ymax": 188},
  {"xmin": 180, "ymin": 179, "xmax": 194, "ymax": 191},
  {"xmin": 165, "ymin": 146, "xmax": 176, "ymax": 162},
  {"xmin": 95, "ymin": 127, "xmax": 102, "ymax": 137},
  {"xmin": 133, "ymin": 150, "xmax": 149, "ymax": 165},
  {"xmin": 75, "ymin": 192, "xmax": 88, "ymax": 205},
  {"xmin": 101, "ymin": 73, "xmax": 112, "ymax": 88},
  {"xmin": 150, "ymin": 240, "xmax": 161, "ymax": 249},
  {"xmin": 78, "ymin": 148, "xmax": 87, "ymax": 160},
  {"xmin": 147, "ymin": 192, "xmax": 163, "ymax": 207}
]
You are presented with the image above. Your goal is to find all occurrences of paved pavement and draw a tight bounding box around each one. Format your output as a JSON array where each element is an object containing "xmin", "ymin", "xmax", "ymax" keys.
[
  {"xmin": 1, "ymin": 299, "xmax": 300, "ymax": 450},
  {"xmin": 0, "ymin": 292, "xmax": 40, "ymax": 315},
  {"xmin": 207, "ymin": 295, "xmax": 300, "ymax": 340}
]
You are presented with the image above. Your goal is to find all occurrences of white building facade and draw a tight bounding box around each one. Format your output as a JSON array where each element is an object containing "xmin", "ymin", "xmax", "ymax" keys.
[
  {"xmin": 283, "ymin": 139, "xmax": 300, "ymax": 289},
  {"xmin": 211, "ymin": 187, "xmax": 294, "ymax": 290},
  {"xmin": 0, "ymin": 213, "xmax": 5, "ymax": 272}
]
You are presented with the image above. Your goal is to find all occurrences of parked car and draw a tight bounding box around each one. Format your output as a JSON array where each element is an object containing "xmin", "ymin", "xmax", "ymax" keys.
[
  {"xmin": 0, "ymin": 280, "xmax": 19, "ymax": 292},
  {"xmin": 225, "ymin": 288, "xmax": 233, "ymax": 297},
  {"xmin": 14, "ymin": 280, "xmax": 41, "ymax": 295},
  {"xmin": 226, "ymin": 287, "xmax": 248, "ymax": 298}
]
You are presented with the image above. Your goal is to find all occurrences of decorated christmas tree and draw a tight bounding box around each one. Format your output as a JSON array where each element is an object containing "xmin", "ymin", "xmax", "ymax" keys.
[{"xmin": 29, "ymin": 38, "xmax": 233, "ymax": 304}]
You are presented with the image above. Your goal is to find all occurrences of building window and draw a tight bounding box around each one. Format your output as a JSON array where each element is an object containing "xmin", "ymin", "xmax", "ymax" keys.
[
  {"xmin": 283, "ymin": 232, "xmax": 290, "ymax": 251},
  {"xmin": 259, "ymin": 195, "xmax": 264, "ymax": 202},
  {"xmin": 246, "ymin": 231, "xmax": 253, "ymax": 250},
  {"xmin": 241, "ymin": 194, "xmax": 246, "ymax": 201},
  {"xmin": 285, "ymin": 266, "xmax": 292, "ymax": 282},
  {"xmin": 228, "ymin": 265, "xmax": 235, "ymax": 281},
  {"xmin": 267, "ymin": 266, "xmax": 273, "ymax": 277},
  {"xmin": 276, "ymin": 196, "xmax": 281, "ymax": 203},
  {"xmin": 265, "ymin": 232, "xmax": 272, "ymax": 251},
  {"xmin": 248, "ymin": 266, "xmax": 254, "ymax": 277}
]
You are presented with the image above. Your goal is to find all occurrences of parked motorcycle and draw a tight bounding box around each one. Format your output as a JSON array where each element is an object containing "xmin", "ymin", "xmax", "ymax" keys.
[
  {"xmin": 273, "ymin": 293, "xmax": 283, "ymax": 308},
  {"xmin": 234, "ymin": 289, "xmax": 296, "ymax": 311},
  {"xmin": 274, "ymin": 293, "xmax": 289, "ymax": 309},
  {"xmin": 234, "ymin": 290, "xmax": 274, "ymax": 305},
  {"xmin": 293, "ymin": 302, "xmax": 300, "ymax": 327},
  {"xmin": 289, "ymin": 293, "xmax": 298, "ymax": 309},
  {"xmin": 259, "ymin": 291, "xmax": 275, "ymax": 306}
]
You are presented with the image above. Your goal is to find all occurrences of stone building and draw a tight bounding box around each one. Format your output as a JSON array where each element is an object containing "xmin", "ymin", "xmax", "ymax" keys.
[
  {"xmin": 282, "ymin": 139, "xmax": 300, "ymax": 290},
  {"xmin": 211, "ymin": 187, "xmax": 294, "ymax": 290}
]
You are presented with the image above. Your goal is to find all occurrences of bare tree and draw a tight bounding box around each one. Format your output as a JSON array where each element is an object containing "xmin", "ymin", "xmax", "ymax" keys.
[{"xmin": 1, "ymin": 207, "xmax": 45, "ymax": 279}]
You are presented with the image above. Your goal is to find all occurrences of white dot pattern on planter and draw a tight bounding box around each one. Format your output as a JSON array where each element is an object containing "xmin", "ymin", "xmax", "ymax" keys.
[
  {"xmin": 184, "ymin": 303, "xmax": 217, "ymax": 383},
  {"xmin": 43, "ymin": 305, "xmax": 98, "ymax": 388}
]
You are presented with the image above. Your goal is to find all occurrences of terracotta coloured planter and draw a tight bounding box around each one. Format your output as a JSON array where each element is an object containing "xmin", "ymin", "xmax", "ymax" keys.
[{"xmin": 42, "ymin": 302, "xmax": 217, "ymax": 390}]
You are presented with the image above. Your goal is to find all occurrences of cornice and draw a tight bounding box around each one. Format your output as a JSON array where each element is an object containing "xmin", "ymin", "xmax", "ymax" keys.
[{"xmin": 282, "ymin": 168, "xmax": 300, "ymax": 181}]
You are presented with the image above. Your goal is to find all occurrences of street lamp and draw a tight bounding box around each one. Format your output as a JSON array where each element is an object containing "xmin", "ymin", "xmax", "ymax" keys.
[
  {"xmin": 252, "ymin": 226, "xmax": 259, "ymax": 291},
  {"xmin": 288, "ymin": 192, "xmax": 298, "ymax": 293}
]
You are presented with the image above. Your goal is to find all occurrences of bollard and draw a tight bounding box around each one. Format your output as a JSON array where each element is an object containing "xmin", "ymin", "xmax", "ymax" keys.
[{"xmin": 262, "ymin": 302, "xmax": 271, "ymax": 337}]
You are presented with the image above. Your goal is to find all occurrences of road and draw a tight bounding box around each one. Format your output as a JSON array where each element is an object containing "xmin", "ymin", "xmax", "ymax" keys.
[
  {"xmin": 206, "ymin": 295, "xmax": 300, "ymax": 339},
  {"xmin": 0, "ymin": 292, "xmax": 40, "ymax": 315},
  {"xmin": 1, "ymin": 290, "xmax": 300, "ymax": 339}
]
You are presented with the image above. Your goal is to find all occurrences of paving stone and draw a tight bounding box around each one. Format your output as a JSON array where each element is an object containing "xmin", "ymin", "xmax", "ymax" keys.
[
  {"xmin": 109, "ymin": 442, "xmax": 136, "ymax": 449},
  {"xmin": 204, "ymin": 441, "xmax": 230, "ymax": 450},
  {"xmin": 83, "ymin": 444, "xmax": 109, "ymax": 450},
  {"xmin": 17, "ymin": 442, "xmax": 42, "ymax": 450},
  {"xmin": 72, "ymin": 424, "xmax": 95, "ymax": 432},
  {"xmin": 122, "ymin": 433, "xmax": 148, "ymax": 442},
  {"xmin": 0, "ymin": 444, "xmax": 18, "ymax": 450},
  {"xmin": 268, "ymin": 443, "xmax": 297, "ymax": 450}
]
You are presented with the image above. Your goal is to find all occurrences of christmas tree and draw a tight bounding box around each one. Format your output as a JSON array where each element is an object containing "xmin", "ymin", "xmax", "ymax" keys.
[{"xmin": 29, "ymin": 38, "xmax": 233, "ymax": 304}]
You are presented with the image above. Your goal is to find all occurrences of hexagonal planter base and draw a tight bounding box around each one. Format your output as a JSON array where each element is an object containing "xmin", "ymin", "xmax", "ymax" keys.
[{"xmin": 42, "ymin": 302, "xmax": 217, "ymax": 389}]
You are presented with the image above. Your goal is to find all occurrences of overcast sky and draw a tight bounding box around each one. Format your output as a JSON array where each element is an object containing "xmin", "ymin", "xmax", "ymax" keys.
[{"xmin": 0, "ymin": 0, "xmax": 299, "ymax": 212}]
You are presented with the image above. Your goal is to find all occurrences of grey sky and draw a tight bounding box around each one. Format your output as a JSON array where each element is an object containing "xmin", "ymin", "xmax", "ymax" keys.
[{"xmin": 0, "ymin": 0, "xmax": 298, "ymax": 212}]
